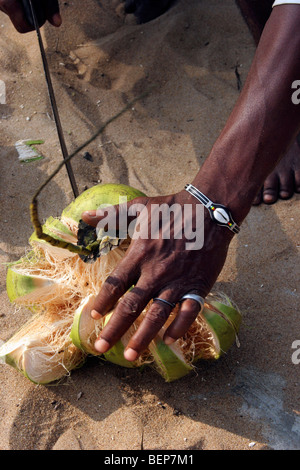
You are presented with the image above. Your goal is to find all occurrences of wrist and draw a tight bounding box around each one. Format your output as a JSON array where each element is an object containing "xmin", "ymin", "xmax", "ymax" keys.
[
  {"xmin": 191, "ymin": 159, "xmax": 259, "ymax": 225},
  {"xmin": 175, "ymin": 188, "xmax": 236, "ymax": 245},
  {"xmin": 184, "ymin": 184, "xmax": 241, "ymax": 234}
]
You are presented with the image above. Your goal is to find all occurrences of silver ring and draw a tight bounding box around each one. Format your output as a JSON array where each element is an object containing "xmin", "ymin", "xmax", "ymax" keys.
[
  {"xmin": 153, "ymin": 298, "xmax": 176, "ymax": 309},
  {"xmin": 180, "ymin": 294, "xmax": 204, "ymax": 310}
]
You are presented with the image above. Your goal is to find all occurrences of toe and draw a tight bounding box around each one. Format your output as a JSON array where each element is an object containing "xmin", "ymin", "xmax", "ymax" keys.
[
  {"xmin": 262, "ymin": 173, "xmax": 279, "ymax": 204},
  {"xmin": 263, "ymin": 191, "xmax": 278, "ymax": 204},
  {"xmin": 278, "ymin": 170, "xmax": 294, "ymax": 200}
]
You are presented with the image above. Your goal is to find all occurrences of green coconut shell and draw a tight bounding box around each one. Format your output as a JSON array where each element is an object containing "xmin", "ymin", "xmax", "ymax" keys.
[
  {"xmin": 6, "ymin": 265, "xmax": 37, "ymax": 304},
  {"xmin": 70, "ymin": 295, "xmax": 102, "ymax": 355},
  {"xmin": 42, "ymin": 216, "xmax": 77, "ymax": 241},
  {"xmin": 200, "ymin": 300, "xmax": 242, "ymax": 360},
  {"xmin": 29, "ymin": 215, "xmax": 78, "ymax": 259},
  {"xmin": 6, "ymin": 253, "xmax": 56, "ymax": 306},
  {"xmin": 62, "ymin": 183, "xmax": 146, "ymax": 224},
  {"xmin": 149, "ymin": 335, "xmax": 193, "ymax": 382}
]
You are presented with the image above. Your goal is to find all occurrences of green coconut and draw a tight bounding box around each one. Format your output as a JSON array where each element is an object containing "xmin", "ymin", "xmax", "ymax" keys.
[
  {"xmin": 70, "ymin": 295, "xmax": 191, "ymax": 378},
  {"xmin": 6, "ymin": 215, "xmax": 78, "ymax": 307},
  {"xmin": 61, "ymin": 183, "xmax": 146, "ymax": 231},
  {"xmin": 102, "ymin": 312, "xmax": 144, "ymax": 369}
]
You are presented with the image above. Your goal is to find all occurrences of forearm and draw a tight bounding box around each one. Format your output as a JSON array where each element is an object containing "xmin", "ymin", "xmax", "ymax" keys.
[{"xmin": 192, "ymin": 5, "xmax": 300, "ymax": 223}]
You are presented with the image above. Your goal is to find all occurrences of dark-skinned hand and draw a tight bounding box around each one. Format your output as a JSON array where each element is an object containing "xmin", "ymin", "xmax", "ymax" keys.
[
  {"xmin": 0, "ymin": 0, "xmax": 61, "ymax": 33},
  {"xmin": 81, "ymin": 190, "xmax": 234, "ymax": 362}
]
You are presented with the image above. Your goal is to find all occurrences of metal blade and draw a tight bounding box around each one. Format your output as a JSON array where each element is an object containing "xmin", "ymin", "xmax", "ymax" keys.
[{"xmin": 25, "ymin": 0, "xmax": 79, "ymax": 198}]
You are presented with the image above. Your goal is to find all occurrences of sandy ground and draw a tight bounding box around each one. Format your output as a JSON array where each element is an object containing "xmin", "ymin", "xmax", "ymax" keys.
[{"xmin": 0, "ymin": 0, "xmax": 299, "ymax": 451}]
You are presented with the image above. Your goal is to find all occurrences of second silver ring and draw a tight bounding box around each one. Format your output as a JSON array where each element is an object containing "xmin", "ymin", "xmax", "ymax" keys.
[{"xmin": 180, "ymin": 294, "xmax": 204, "ymax": 310}]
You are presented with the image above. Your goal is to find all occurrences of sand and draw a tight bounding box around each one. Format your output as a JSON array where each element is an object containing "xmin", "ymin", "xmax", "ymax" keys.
[{"xmin": 0, "ymin": 0, "xmax": 299, "ymax": 451}]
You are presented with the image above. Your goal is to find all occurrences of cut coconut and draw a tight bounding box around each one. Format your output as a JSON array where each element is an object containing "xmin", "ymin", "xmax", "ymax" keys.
[
  {"xmin": 8, "ymin": 232, "xmax": 129, "ymax": 314},
  {"xmin": 203, "ymin": 299, "xmax": 242, "ymax": 358},
  {"xmin": 149, "ymin": 331, "xmax": 193, "ymax": 382},
  {"xmin": 6, "ymin": 262, "xmax": 56, "ymax": 306},
  {"xmin": 7, "ymin": 254, "xmax": 80, "ymax": 310},
  {"xmin": 0, "ymin": 311, "xmax": 85, "ymax": 384},
  {"xmin": 43, "ymin": 216, "xmax": 78, "ymax": 243},
  {"xmin": 29, "ymin": 216, "xmax": 78, "ymax": 261},
  {"xmin": 176, "ymin": 296, "xmax": 242, "ymax": 365},
  {"xmin": 70, "ymin": 295, "xmax": 103, "ymax": 355}
]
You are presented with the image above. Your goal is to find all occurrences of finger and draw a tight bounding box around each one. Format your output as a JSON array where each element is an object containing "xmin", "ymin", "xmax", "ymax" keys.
[
  {"xmin": 45, "ymin": 0, "xmax": 61, "ymax": 26},
  {"xmin": 124, "ymin": 291, "xmax": 177, "ymax": 361},
  {"xmin": 94, "ymin": 278, "xmax": 155, "ymax": 354},
  {"xmin": 163, "ymin": 295, "xmax": 204, "ymax": 345},
  {"xmin": 90, "ymin": 248, "xmax": 140, "ymax": 320}
]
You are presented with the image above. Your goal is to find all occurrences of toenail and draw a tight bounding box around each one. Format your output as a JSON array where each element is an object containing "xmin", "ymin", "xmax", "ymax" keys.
[
  {"xmin": 263, "ymin": 193, "xmax": 276, "ymax": 204},
  {"xmin": 279, "ymin": 191, "xmax": 292, "ymax": 199}
]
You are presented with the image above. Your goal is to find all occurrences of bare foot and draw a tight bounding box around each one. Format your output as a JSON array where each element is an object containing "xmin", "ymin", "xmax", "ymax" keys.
[
  {"xmin": 124, "ymin": 0, "xmax": 175, "ymax": 23},
  {"xmin": 253, "ymin": 139, "xmax": 300, "ymax": 205}
]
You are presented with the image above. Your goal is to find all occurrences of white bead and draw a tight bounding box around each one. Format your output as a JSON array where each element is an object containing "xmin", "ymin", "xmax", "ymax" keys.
[{"xmin": 213, "ymin": 208, "xmax": 229, "ymax": 224}]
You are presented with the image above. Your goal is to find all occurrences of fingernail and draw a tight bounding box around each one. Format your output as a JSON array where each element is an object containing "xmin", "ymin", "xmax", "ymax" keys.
[
  {"xmin": 94, "ymin": 338, "xmax": 110, "ymax": 353},
  {"xmin": 124, "ymin": 348, "xmax": 138, "ymax": 362},
  {"xmin": 52, "ymin": 13, "xmax": 62, "ymax": 27},
  {"xmin": 164, "ymin": 335, "xmax": 176, "ymax": 345},
  {"xmin": 83, "ymin": 211, "xmax": 97, "ymax": 217},
  {"xmin": 91, "ymin": 309, "xmax": 102, "ymax": 319}
]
